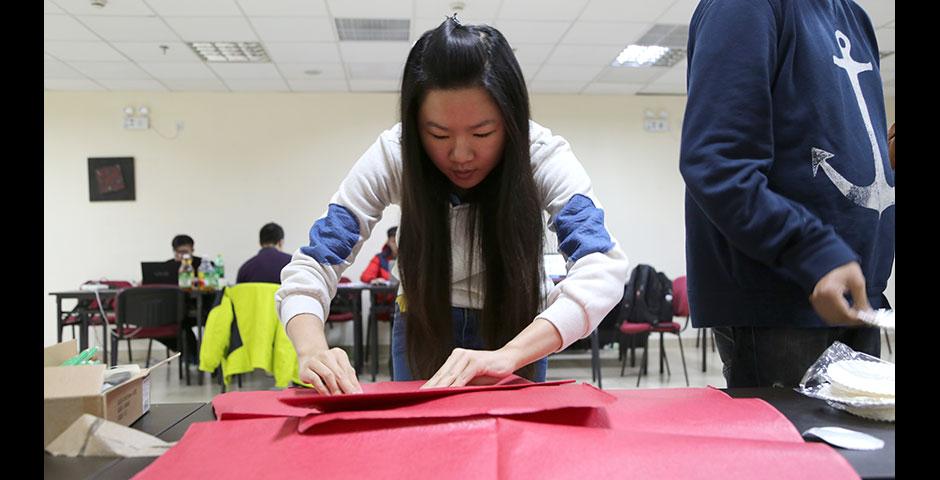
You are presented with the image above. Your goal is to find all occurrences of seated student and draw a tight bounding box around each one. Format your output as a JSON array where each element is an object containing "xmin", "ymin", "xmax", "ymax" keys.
[
  {"xmin": 165, "ymin": 234, "xmax": 204, "ymax": 272},
  {"xmin": 360, "ymin": 226, "xmax": 398, "ymax": 284},
  {"xmin": 237, "ymin": 222, "xmax": 293, "ymax": 284},
  {"xmin": 158, "ymin": 234, "xmax": 202, "ymax": 364},
  {"xmin": 276, "ymin": 17, "xmax": 629, "ymax": 395}
]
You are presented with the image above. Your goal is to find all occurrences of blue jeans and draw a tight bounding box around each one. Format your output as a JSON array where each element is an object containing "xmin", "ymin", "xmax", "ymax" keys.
[
  {"xmin": 391, "ymin": 306, "xmax": 548, "ymax": 382},
  {"xmin": 713, "ymin": 325, "xmax": 881, "ymax": 388}
]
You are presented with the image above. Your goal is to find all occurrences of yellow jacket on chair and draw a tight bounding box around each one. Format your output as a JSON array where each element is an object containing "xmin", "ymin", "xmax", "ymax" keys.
[{"xmin": 199, "ymin": 283, "xmax": 301, "ymax": 387}]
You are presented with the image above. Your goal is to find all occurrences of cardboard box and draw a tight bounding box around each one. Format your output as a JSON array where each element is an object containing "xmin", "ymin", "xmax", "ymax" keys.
[{"xmin": 43, "ymin": 339, "xmax": 175, "ymax": 447}]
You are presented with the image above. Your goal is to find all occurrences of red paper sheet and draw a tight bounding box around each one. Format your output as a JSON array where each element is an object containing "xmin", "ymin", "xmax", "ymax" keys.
[
  {"xmin": 133, "ymin": 416, "xmax": 501, "ymax": 480},
  {"xmin": 134, "ymin": 412, "xmax": 859, "ymax": 480},
  {"xmin": 278, "ymin": 378, "xmax": 574, "ymax": 411},
  {"xmin": 599, "ymin": 387, "xmax": 804, "ymax": 442},
  {"xmin": 212, "ymin": 390, "xmax": 321, "ymax": 420},
  {"xmin": 297, "ymin": 382, "xmax": 615, "ymax": 432},
  {"xmin": 495, "ymin": 418, "xmax": 859, "ymax": 480}
]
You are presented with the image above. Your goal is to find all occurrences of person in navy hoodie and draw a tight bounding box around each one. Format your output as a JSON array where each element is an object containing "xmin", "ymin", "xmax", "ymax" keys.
[
  {"xmin": 680, "ymin": 0, "xmax": 894, "ymax": 388},
  {"xmin": 237, "ymin": 222, "xmax": 293, "ymax": 284}
]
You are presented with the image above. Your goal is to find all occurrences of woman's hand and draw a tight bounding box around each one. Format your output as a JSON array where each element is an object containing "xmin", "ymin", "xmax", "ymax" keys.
[
  {"xmin": 298, "ymin": 348, "xmax": 362, "ymax": 395},
  {"xmin": 286, "ymin": 313, "xmax": 362, "ymax": 395},
  {"xmin": 421, "ymin": 347, "xmax": 519, "ymax": 389}
]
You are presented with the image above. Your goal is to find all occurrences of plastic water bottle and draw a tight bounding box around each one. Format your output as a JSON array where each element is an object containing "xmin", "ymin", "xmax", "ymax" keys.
[
  {"xmin": 214, "ymin": 254, "xmax": 225, "ymax": 287},
  {"xmin": 197, "ymin": 257, "xmax": 212, "ymax": 290},
  {"xmin": 178, "ymin": 255, "xmax": 194, "ymax": 288}
]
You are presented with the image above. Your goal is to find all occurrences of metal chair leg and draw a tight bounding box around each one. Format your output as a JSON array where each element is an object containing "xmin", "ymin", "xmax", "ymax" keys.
[
  {"xmin": 146, "ymin": 339, "xmax": 153, "ymax": 368},
  {"xmin": 677, "ymin": 332, "xmax": 689, "ymax": 387},
  {"xmin": 127, "ymin": 339, "xmax": 133, "ymax": 363},
  {"xmin": 636, "ymin": 340, "xmax": 648, "ymax": 388},
  {"xmin": 884, "ymin": 329, "xmax": 893, "ymax": 354}
]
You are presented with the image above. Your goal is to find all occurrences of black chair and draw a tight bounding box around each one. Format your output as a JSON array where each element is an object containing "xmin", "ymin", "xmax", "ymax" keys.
[
  {"xmin": 110, "ymin": 286, "xmax": 189, "ymax": 384},
  {"xmin": 366, "ymin": 285, "xmax": 398, "ymax": 381}
]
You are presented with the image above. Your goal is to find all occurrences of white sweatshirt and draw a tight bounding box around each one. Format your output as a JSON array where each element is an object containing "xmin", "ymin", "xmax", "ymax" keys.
[{"xmin": 277, "ymin": 121, "xmax": 629, "ymax": 351}]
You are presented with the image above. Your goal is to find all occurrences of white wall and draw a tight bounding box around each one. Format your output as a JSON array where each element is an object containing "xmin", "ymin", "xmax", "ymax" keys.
[{"xmin": 43, "ymin": 92, "xmax": 896, "ymax": 348}]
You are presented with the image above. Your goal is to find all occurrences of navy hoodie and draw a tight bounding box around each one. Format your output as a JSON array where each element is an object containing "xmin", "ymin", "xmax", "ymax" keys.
[{"xmin": 680, "ymin": 0, "xmax": 894, "ymax": 328}]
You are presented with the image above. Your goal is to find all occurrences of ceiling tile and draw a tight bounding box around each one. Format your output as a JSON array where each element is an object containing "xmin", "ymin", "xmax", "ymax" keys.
[
  {"xmin": 496, "ymin": 20, "xmax": 571, "ymax": 44},
  {"xmin": 44, "ymin": 60, "xmax": 86, "ymax": 79},
  {"xmin": 657, "ymin": 0, "xmax": 699, "ymax": 24},
  {"xmin": 236, "ymin": 0, "xmax": 328, "ymax": 16},
  {"xmin": 519, "ymin": 64, "xmax": 541, "ymax": 82},
  {"xmin": 414, "ymin": 0, "xmax": 500, "ymax": 20},
  {"xmin": 852, "ymin": 0, "xmax": 895, "ymax": 28},
  {"xmin": 265, "ymin": 42, "xmax": 342, "ymax": 63},
  {"xmin": 497, "ymin": 0, "xmax": 589, "ymax": 21},
  {"xmin": 222, "ymin": 78, "xmax": 290, "ymax": 91},
  {"xmin": 209, "ymin": 63, "xmax": 283, "ymax": 79},
  {"xmin": 411, "ymin": 17, "xmax": 488, "ymax": 41},
  {"xmin": 654, "ymin": 60, "xmax": 686, "ymax": 84},
  {"xmin": 277, "ymin": 63, "xmax": 346, "ymax": 80},
  {"xmin": 163, "ymin": 17, "xmax": 258, "ymax": 42},
  {"xmin": 249, "ymin": 17, "xmax": 335, "ymax": 42},
  {"xmin": 97, "ymin": 78, "xmax": 168, "ymax": 90},
  {"xmin": 326, "ymin": 0, "xmax": 412, "ymax": 19},
  {"xmin": 348, "ymin": 78, "xmax": 400, "ymax": 91},
  {"xmin": 69, "ymin": 61, "xmax": 152, "ymax": 79},
  {"xmin": 44, "ymin": 0, "xmax": 64, "ymax": 14},
  {"xmin": 138, "ymin": 62, "xmax": 218, "ymax": 79},
  {"xmin": 111, "ymin": 42, "xmax": 202, "ymax": 62},
  {"xmin": 78, "ymin": 15, "xmax": 181, "ymax": 41},
  {"xmin": 162, "ymin": 78, "xmax": 229, "ymax": 91},
  {"xmin": 44, "ymin": 41, "xmax": 127, "ymax": 61},
  {"xmin": 146, "ymin": 0, "xmax": 242, "ymax": 16},
  {"xmin": 528, "ymin": 81, "xmax": 587, "ymax": 93},
  {"xmin": 346, "ymin": 62, "xmax": 403, "ymax": 80},
  {"xmin": 875, "ymin": 27, "xmax": 895, "ymax": 52},
  {"xmin": 579, "ymin": 0, "xmax": 670, "ymax": 23},
  {"xmin": 44, "ymin": 14, "xmax": 99, "ymax": 41},
  {"xmin": 880, "ymin": 53, "xmax": 895, "ymax": 71},
  {"xmin": 511, "ymin": 43, "xmax": 556, "ymax": 64},
  {"xmin": 534, "ymin": 64, "xmax": 604, "ymax": 83},
  {"xmin": 53, "ymin": 0, "xmax": 155, "ymax": 16},
  {"xmin": 581, "ymin": 82, "xmax": 645, "ymax": 94},
  {"xmin": 638, "ymin": 83, "xmax": 686, "ymax": 95},
  {"xmin": 544, "ymin": 44, "xmax": 622, "ymax": 66},
  {"xmin": 287, "ymin": 79, "xmax": 349, "ymax": 91},
  {"xmin": 596, "ymin": 65, "xmax": 665, "ymax": 83},
  {"xmin": 45, "ymin": 78, "xmax": 105, "ymax": 90},
  {"xmin": 561, "ymin": 21, "xmax": 649, "ymax": 45},
  {"xmin": 339, "ymin": 42, "xmax": 411, "ymax": 64}
]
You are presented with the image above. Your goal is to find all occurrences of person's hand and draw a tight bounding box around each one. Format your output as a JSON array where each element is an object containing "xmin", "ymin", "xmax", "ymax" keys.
[
  {"xmin": 421, "ymin": 348, "xmax": 519, "ymax": 389},
  {"xmin": 810, "ymin": 262, "xmax": 870, "ymax": 327},
  {"xmin": 887, "ymin": 122, "xmax": 895, "ymax": 170},
  {"xmin": 298, "ymin": 348, "xmax": 362, "ymax": 395}
]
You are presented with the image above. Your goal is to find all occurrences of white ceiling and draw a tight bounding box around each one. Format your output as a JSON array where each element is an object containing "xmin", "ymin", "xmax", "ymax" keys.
[{"xmin": 43, "ymin": 0, "xmax": 896, "ymax": 95}]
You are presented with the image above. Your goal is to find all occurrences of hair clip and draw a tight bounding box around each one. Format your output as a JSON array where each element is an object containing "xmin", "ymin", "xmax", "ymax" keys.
[{"xmin": 448, "ymin": 12, "xmax": 462, "ymax": 25}]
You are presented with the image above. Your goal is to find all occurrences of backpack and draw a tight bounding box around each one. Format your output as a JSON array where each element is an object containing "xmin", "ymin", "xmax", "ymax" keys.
[{"xmin": 621, "ymin": 264, "xmax": 673, "ymax": 326}]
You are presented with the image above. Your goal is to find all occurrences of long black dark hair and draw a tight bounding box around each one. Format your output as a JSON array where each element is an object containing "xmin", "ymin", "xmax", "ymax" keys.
[{"xmin": 398, "ymin": 17, "xmax": 544, "ymax": 380}]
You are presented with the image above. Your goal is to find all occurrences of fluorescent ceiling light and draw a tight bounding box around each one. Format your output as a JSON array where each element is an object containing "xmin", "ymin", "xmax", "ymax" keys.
[{"xmin": 189, "ymin": 42, "xmax": 270, "ymax": 63}]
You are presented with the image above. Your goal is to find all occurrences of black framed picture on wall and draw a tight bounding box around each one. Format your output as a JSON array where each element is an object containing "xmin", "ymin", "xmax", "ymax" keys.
[{"xmin": 88, "ymin": 156, "xmax": 135, "ymax": 202}]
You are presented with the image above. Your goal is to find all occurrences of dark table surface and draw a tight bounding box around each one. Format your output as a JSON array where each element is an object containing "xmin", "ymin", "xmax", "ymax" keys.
[{"xmin": 45, "ymin": 387, "xmax": 894, "ymax": 479}]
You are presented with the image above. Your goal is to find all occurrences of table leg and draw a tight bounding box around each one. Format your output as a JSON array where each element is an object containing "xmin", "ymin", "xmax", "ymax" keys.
[
  {"xmin": 353, "ymin": 294, "xmax": 363, "ymax": 375},
  {"xmin": 196, "ymin": 293, "xmax": 204, "ymax": 385}
]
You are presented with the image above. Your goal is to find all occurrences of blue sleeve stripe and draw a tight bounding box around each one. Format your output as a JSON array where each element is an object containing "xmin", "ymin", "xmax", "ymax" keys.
[
  {"xmin": 555, "ymin": 194, "xmax": 615, "ymax": 263},
  {"xmin": 300, "ymin": 204, "xmax": 361, "ymax": 265}
]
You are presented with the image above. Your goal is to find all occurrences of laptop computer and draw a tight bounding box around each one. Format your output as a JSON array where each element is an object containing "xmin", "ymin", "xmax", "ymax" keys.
[{"xmin": 141, "ymin": 261, "xmax": 179, "ymax": 285}]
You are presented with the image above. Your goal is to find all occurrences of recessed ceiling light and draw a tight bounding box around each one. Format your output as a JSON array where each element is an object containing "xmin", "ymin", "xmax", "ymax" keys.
[
  {"xmin": 304, "ymin": 69, "xmax": 322, "ymax": 76},
  {"xmin": 188, "ymin": 42, "xmax": 270, "ymax": 63}
]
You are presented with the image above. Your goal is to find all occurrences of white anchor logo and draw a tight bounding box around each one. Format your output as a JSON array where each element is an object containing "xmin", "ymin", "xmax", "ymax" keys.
[{"xmin": 812, "ymin": 30, "xmax": 894, "ymax": 216}]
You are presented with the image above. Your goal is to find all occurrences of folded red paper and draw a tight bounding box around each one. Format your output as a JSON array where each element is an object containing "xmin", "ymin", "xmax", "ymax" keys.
[
  {"xmin": 134, "ymin": 413, "xmax": 859, "ymax": 480},
  {"xmin": 278, "ymin": 377, "xmax": 575, "ymax": 411},
  {"xmin": 297, "ymin": 382, "xmax": 615, "ymax": 432}
]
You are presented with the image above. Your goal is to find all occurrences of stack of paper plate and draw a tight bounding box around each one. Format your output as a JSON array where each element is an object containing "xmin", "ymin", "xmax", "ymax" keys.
[{"xmin": 822, "ymin": 359, "xmax": 895, "ymax": 422}]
